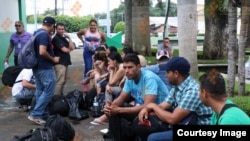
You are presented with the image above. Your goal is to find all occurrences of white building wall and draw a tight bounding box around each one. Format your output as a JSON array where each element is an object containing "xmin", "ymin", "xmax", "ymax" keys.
[{"xmin": 0, "ymin": 0, "xmax": 19, "ymax": 33}]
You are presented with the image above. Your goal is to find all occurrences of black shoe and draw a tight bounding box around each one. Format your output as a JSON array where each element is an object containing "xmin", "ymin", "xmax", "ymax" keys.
[{"xmin": 19, "ymin": 105, "xmax": 29, "ymax": 112}]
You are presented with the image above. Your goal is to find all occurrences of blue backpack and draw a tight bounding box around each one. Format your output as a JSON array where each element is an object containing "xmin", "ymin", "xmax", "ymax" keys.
[{"xmin": 18, "ymin": 30, "xmax": 45, "ymax": 69}]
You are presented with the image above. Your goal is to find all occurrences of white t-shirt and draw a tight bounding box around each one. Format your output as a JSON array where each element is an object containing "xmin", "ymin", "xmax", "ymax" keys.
[{"xmin": 12, "ymin": 69, "xmax": 33, "ymax": 96}]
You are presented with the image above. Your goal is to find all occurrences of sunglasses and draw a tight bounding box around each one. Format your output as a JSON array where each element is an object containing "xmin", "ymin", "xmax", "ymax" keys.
[{"xmin": 15, "ymin": 25, "xmax": 22, "ymax": 27}]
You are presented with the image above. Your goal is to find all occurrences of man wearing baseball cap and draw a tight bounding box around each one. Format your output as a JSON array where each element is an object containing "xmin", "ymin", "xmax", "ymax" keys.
[
  {"xmin": 137, "ymin": 57, "xmax": 212, "ymax": 141},
  {"xmin": 28, "ymin": 16, "xmax": 60, "ymax": 125},
  {"xmin": 143, "ymin": 50, "xmax": 172, "ymax": 91}
]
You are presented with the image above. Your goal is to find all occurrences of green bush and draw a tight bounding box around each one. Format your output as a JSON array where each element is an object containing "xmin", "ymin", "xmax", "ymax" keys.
[
  {"xmin": 151, "ymin": 48, "xmax": 157, "ymax": 56},
  {"xmin": 228, "ymin": 96, "xmax": 250, "ymax": 116},
  {"xmin": 168, "ymin": 33, "xmax": 177, "ymax": 36},
  {"xmin": 114, "ymin": 21, "xmax": 125, "ymax": 33},
  {"xmin": 197, "ymin": 33, "xmax": 205, "ymax": 36}
]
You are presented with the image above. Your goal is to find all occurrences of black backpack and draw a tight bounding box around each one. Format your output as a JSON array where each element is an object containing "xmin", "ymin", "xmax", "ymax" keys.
[
  {"xmin": 48, "ymin": 95, "xmax": 70, "ymax": 117},
  {"xmin": 45, "ymin": 114, "xmax": 75, "ymax": 141},
  {"xmin": 10, "ymin": 127, "xmax": 57, "ymax": 141},
  {"xmin": 65, "ymin": 89, "xmax": 89, "ymax": 120},
  {"xmin": 2, "ymin": 66, "xmax": 23, "ymax": 87}
]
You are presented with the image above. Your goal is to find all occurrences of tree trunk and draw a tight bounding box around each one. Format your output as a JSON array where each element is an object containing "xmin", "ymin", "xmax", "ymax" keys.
[
  {"xmin": 227, "ymin": 0, "xmax": 237, "ymax": 97},
  {"xmin": 203, "ymin": 0, "xmax": 228, "ymax": 59},
  {"xmin": 131, "ymin": 0, "xmax": 151, "ymax": 56},
  {"xmin": 124, "ymin": 0, "xmax": 133, "ymax": 48},
  {"xmin": 163, "ymin": 0, "xmax": 170, "ymax": 38},
  {"xmin": 238, "ymin": 0, "xmax": 250, "ymax": 95},
  {"xmin": 177, "ymin": 0, "xmax": 198, "ymax": 79}
]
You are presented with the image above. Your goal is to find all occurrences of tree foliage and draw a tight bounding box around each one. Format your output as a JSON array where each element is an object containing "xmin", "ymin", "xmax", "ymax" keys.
[
  {"xmin": 27, "ymin": 15, "xmax": 95, "ymax": 33},
  {"xmin": 26, "ymin": 1, "xmax": 177, "ymax": 33},
  {"xmin": 114, "ymin": 21, "xmax": 125, "ymax": 33}
]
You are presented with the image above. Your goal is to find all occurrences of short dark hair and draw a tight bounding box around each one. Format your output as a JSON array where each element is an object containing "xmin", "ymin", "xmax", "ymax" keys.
[
  {"xmin": 108, "ymin": 46, "xmax": 118, "ymax": 53},
  {"xmin": 123, "ymin": 53, "xmax": 140, "ymax": 65},
  {"xmin": 95, "ymin": 47, "xmax": 105, "ymax": 52},
  {"xmin": 55, "ymin": 23, "xmax": 65, "ymax": 29},
  {"xmin": 199, "ymin": 69, "xmax": 226, "ymax": 98},
  {"xmin": 122, "ymin": 47, "xmax": 134, "ymax": 56},
  {"xmin": 108, "ymin": 51, "xmax": 123, "ymax": 63},
  {"xmin": 164, "ymin": 37, "xmax": 170, "ymax": 40},
  {"xmin": 89, "ymin": 19, "xmax": 98, "ymax": 25}
]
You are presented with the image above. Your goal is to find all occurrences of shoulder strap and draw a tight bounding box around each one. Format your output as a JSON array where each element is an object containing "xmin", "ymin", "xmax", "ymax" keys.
[
  {"xmin": 216, "ymin": 103, "xmax": 238, "ymax": 125},
  {"xmin": 14, "ymin": 80, "xmax": 22, "ymax": 84},
  {"xmin": 11, "ymin": 131, "xmax": 33, "ymax": 141},
  {"xmin": 33, "ymin": 30, "xmax": 46, "ymax": 38}
]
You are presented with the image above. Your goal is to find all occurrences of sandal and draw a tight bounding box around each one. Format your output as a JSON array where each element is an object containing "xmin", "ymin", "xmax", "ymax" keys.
[
  {"xmin": 90, "ymin": 118, "xmax": 107, "ymax": 125},
  {"xmin": 28, "ymin": 115, "xmax": 46, "ymax": 125}
]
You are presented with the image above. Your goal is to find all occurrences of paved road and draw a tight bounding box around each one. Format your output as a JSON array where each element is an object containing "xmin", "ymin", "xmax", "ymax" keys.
[{"xmin": 0, "ymin": 49, "xmax": 108, "ymax": 141}]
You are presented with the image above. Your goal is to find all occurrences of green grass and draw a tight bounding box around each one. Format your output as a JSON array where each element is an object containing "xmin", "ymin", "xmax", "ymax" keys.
[
  {"xmin": 198, "ymin": 72, "xmax": 250, "ymax": 95},
  {"xmin": 228, "ymin": 96, "xmax": 250, "ymax": 116}
]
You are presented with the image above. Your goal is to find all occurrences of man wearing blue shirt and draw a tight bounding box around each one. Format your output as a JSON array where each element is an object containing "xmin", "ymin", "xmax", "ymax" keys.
[
  {"xmin": 28, "ymin": 16, "xmax": 59, "ymax": 125},
  {"xmin": 103, "ymin": 54, "xmax": 169, "ymax": 141},
  {"xmin": 144, "ymin": 50, "xmax": 172, "ymax": 91},
  {"xmin": 157, "ymin": 37, "xmax": 173, "ymax": 58}
]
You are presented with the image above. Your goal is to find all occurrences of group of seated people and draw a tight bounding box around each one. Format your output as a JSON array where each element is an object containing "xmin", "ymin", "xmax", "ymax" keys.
[
  {"xmin": 11, "ymin": 41, "xmax": 250, "ymax": 140},
  {"xmin": 81, "ymin": 44, "xmax": 250, "ymax": 141}
]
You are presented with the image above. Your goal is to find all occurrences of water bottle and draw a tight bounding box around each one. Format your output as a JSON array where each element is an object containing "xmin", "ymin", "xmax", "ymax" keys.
[
  {"xmin": 93, "ymin": 96, "xmax": 99, "ymax": 108},
  {"xmin": 92, "ymin": 96, "xmax": 100, "ymax": 117}
]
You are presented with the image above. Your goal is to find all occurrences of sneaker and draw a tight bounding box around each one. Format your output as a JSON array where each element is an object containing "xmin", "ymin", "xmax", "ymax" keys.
[
  {"xmin": 100, "ymin": 128, "xmax": 109, "ymax": 134},
  {"xmin": 90, "ymin": 118, "xmax": 106, "ymax": 125},
  {"xmin": 28, "ymin": 115, "xmax": 46, "ymax": 125}
]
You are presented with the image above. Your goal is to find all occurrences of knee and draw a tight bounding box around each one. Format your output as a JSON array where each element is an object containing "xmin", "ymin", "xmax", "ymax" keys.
[{"xmin": 147, "ymin": 134, "xmax": 155, "ymax": 141}]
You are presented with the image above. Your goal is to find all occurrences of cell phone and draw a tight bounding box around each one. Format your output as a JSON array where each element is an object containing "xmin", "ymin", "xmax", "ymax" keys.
[{"xmin": 139, "ymin": 119, "xmax": 151, "ymax": 127}]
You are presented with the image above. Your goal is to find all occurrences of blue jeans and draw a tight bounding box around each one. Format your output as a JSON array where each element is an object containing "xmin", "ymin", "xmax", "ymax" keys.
[
  {"xmin": 30, "ymin": 69, "xmax": 56, "ymax": 120},
  {"xmin": 147, "ymin": 130, "xmax": 173, "ymax": 141},
  {"xmin": 14, "ymin": 88, "xmax": 35, "ymax": 105},
  {"xmin": 83, "ymin": 49, "xmax": 93, "ymax": 77}
]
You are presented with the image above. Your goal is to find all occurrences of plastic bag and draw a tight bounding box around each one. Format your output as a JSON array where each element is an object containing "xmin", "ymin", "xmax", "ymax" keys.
[{"xmin": 4, "ymin": 61, "xmax": 9, "ymax": 69}]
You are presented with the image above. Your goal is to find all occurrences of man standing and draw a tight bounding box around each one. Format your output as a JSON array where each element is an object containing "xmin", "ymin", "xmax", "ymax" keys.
[
  {"xmin": 5, "ymin": 21, "xmax": 32, "ymax": 66},
  {"xmin": 52, "ymin": 23, "xmax": 74, "ymax": 95},
  {"xmin": 157, "ymin": 37, "xmax": 173, "ymax": 58},
  {"xmin": 103, "ymin": 54, "xmax": 169, "ymax": 141},
  {"xmin": 28, "ymin": 16, "xmax": 59, "ymax": 125},
  {"xmin": 138, "ymin": 57, "xmax": 212, "ymax": 141}
]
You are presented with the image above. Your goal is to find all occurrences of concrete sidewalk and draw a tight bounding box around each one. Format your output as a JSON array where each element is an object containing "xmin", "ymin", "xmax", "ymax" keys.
[{"xmin": 0, "ymin": 49, "xmax": 107, "ymax": 141}]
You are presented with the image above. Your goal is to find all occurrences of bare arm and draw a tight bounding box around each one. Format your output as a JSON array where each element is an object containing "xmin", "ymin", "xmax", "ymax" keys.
[
  {"xmin": 77, "ymin": 29, "xmax": 86, "ymax": 43},
  {"xmin": 22, "ymin": 79, "xmax": 36, "ymax": 89},
  {"xmin": 107, "ymin": 92, "xmax": 157, "ymax": 115},
  {"xmin": 99, "ymin": 31, "xmax": 106, "ymax": 43},
  {"xmin": 39, "ymin": 45, "xmax": 59, "ymax": 63},
  {"xmin": 141, "ymin": 102, "xmax": 191, "ymax": 125},
  {"xmin": 60, "ymin": 33, "xmax": 74, "ymax": 53},
  {"xmin": 109, "ymin": 68, "xmax": 125, "ymax": 86},
  {"xmin": 4, "ymin": 44, "xmax": 14, "ymax": 62}
]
